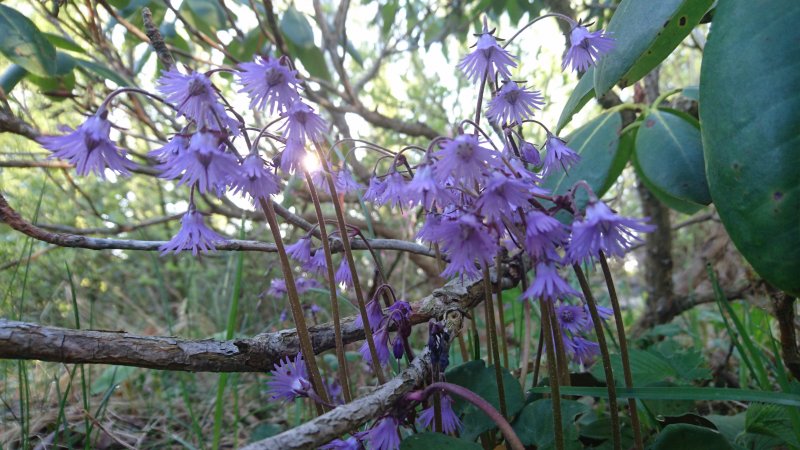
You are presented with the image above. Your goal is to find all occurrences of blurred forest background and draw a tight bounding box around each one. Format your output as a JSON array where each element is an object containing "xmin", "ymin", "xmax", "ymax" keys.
[{"xmin": 0, "ymin": 0, "xmax": 795, "ymax": 448}]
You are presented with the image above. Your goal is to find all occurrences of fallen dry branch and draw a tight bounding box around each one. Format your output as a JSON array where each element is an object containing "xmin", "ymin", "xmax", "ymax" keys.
[{"xmin": 0, "ymin": 265, "xmax": 520, "ymax": 372}]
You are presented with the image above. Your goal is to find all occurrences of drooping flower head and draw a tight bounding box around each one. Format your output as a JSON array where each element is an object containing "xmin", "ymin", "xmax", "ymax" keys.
[
  {"xmin": 230, "ymin": 153, "xmax": 281, "ymax": 203},
  {"xmin": 568, "ymin": 200, "xmax": 654, "ymax": 263},
  {"xmin": 334, "ymin": 167, "xmax": 363, "ymax": 194},
  {"xmin": 335, "ymin": 258, "xmax": 353, "ymax": 289},
  {"xmin": 354, "ymin": 297, "xmax": 385, "ymax": 331},
  {"xmin": 157, "ymin": 70, "xmax": 239, "ymax": 132},
  {"xmin": 555, "ymin": 304, "xmax": 590, "ymax": 334},
  {"xmin": 543, "ymin": 135, "xmax": 581, "ymax": 176},
  {"xmin": 280, "ymin": 138, "xmax": 307, "ymax": 173},
  {"xmin": 286, "ymin": 236, "xmax": 313, "ymax": 263},
  {"xmin": 486, "ymin": 81, "xmax": 544, "ymax": 125},
  {"xmin": 281, "ymin": 100, "xmax": 327, "ymax": 143},
  {"xmin": 364, "ymin": 176, "xmax": 388, "ymax": 203},
  {"xmin": 267, "ymin": 278, "xmax": 288, "ymax": 297},
  {"xmin": 157, "ymin": 131, "xmax": 239, "ymax": 195},
  {"xmin": 426, "ymin": 213, "xmax": 500, "ymax": 280},
  {"xmin": 458, "ymin": 25, "xmax": 517, "ymax": 84},
  {"xmin": 159, "ymin": 207, "xmax": 226, "ymax": 255},
  {"xmin": 378, "ymin": 170, "xmax": 410, "ymax": 208},
  {"xmin": 417, "ymin": 394, "xmax": 462, "ymax": 434},
  {"xmin": 475, "ymin": 172, "xmax": 536, "ymax": 222},
  {"xmin": 237, "ymin": 56, "xmax": 300, "ymax": 114},
  {"xmin": 434, "ymin": 134, "xmax": 497, "ymax": 186},
  {"xmin": 562, "ymin": 23, "xmax": 615, "ymax": 73},
  {"xmin": 365, "ymin": 416, "xmax": 402, "ymax": 450},
  {"xmin": 565, "ymin": 335, "xmax": 600, "ymax": 366},
  {"xmin": 305, "ymin": 249, "xmax": 328, "ymax": 274},
  {"xmin": 265, "ymin": 353, "xmax": 313, "ymax": 402},
  {"xmin": 524, "ymin": 210, "xmax": 568, "ymax": 261},
  {"xmin": 359, "ymin": 327, "xmax": 391, "ymax": 366},
  {"xmin": 521, "ymin": 262, "xmax": 581, "ymax": 302},
  {"xmin": 149, "ymin": 133, "xmax": 190, "ymax": 165},
  {"xmin": 40, "ymin": 113, "xmax": 135, "ymax": 178},
  {"xmin": 407, "ymin": 164, "xmax": 455, "ymax": 210}
]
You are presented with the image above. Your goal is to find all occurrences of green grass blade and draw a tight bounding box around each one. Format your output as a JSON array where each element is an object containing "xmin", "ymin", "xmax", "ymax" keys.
[
  {"xmin": 65, "ymin": 263, "xmax": 92, "ymax": 449},
  {"xmin": 529, "ymin": 386, "xmax": 800, "ymax": 407}
]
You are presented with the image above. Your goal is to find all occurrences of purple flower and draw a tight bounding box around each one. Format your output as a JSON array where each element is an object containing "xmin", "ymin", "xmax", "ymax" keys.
[
  {"xmin": 584, "ymin": 303, "xmax": 613, "ymax": 328},
  {"xmin": 416, "ymin": 212, "xmax": 442, "ymax": 242},
  {"xmin": 354, "ymin": 298, "xmax": 384, "ymax": 331},
  {"xmin": 378, "ymin": 171, "xmax": 409, "ymax": 208},
  {"xmin": 475, "ymin": 172, "xmax": 534, "ymax": 222},
  {"xmin": 519, "ymin": 140, "xmax": 541, "ymax": 166},
  {"xmin": 364, "ymin": 176, "xmax": 388, "ymax": 203},
  {"xmin": 521, "ymin": 262, "xmax": 580, "ymax": 301},
  {"xmin": 406, "ymin": 164, "xmax": 454, "ymax": 209},
  {"xmin": 565, "ymin": 335, "xmax": 600, "ymax": 366},
  {"xmin": 296, "ymin": 276, "xmax": 321, "ymax": 294},
  {"xmin": 563, "ymin": 24, "xmax": 615, "ymax": 73},
  {"xmin": 305, "ymin": 250, "xmax": 328, "ymax": 274},
  {"xmin": 280, "ymin": 138, "xmax": 307, "ymax": 173},
  {"xmin": 392, "ymin": 336, "xmax": 405, "ymax": 360},
  {"xmin": 334, "ymin": 168, "xmax": 363, "ymax": 194},
  {"xmin": 429, "ymin": 214, "xmax": 499, "ymax": 280},
  {"xmin": 158, "ymin": 131, "xmax": 239, "ymax": 195},
  {"xmin": 159, "ymin": 208, "xmax": 226, "ymax": 255},
  {"xmin": 335, "ymin": 258, "xmax": 353, "ymax": 289},
  {"xmin": 417, "ymin": 394, "xmax": 462, "ymax": 434},
  {"xmin": 359, "ymin": 328, "xmax": 391, "ymax": 366},
  {"xmin": 555, "ymin": 304, "xmax": 590, "ymax": 334},
  {"xmin": 524, "ymin": 210, "xmax": 568, "ymax": 261},
  {"xmin": 458, "ymin": 29, "xmax": 517, "ymax": 84},
  {"xmin": 266, "ymin": 353, "xmax": 313, "ymax": 402},
  {"xmin": 157, "ymin": 70, "xmax": 238, "ymax": 132},
  {"xmin": 568, "ymin": 200, "xmax": 654, "ymax": 263},
  {"xmin": 281, "ymin": 100, "xmax": 327, "ymax": 143},
  {"xmin": 286, "ymin": 236, "xmax": 312, "ymax": 263},
  {"xmin": 237, "ymin": 56, "xmax": 300, "ymax": 114},
  {"xmin": 434, "ymin": 135, "xmax": 496, "ymax": 186},
  {"xmin": 230, "ymin": 153, "xmax": 281, "ymax": 202},
  {"xmin": 40, "ymin": 114, "xmax": 135, "ymax": 178},
  {"xmin": 320, "ymin": 436, "xmax": 361, "ymax": 450},
  {"xmin": 149, "ymin": 134, "xmax": 189, "ymax": 165},
  {"xmin": 543, "ymin": 135, "xmax": 581, "ymax": 176},
  {"xmin": 268, "ymin": 278, "xmax": 287, "ymax": 297},
  {"xmin": 486, "ymin": 82, "xmax": 544, "ymax": 124},
  {"xmin": 366, "ymin": 416, "xmax": 401, "ymax": 450}
]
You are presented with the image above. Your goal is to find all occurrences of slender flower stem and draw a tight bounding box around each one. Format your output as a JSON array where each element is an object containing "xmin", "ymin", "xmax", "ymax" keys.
[
  {"xmin": 313, "ymin": 142, "xmax": 387, "ymax": 384},
  {"xmin": 540, "ymin": 298, "xmax": 565, "ymax": 450},
  {"xmin": 98, "ymin": 87, "xmax": 173, "ymax": 113},
  {"xmin": 519, "ymin": 298, "xmax": 533, "ymax": 391},
  {"xmin": 599, "ymin": 252, "xmax": 643, "ymax": 450},
  {"xmin": 482, "ymin": 264, "xmax": 507, "ymax": 418},
  {"xmin": 503, "ymin": 13, "xmax": 576, "ymax": 48},
  {"xmin": 304, "ymin": 173, "xmax": 352, "ymax": 403},
  {"xmin": 573, "ymin": 264, "xmax": 621, "ymax": 450},
  {"xmin": 532, "ymin": 325, "xmax": 544, "ymax": 387},
  {"xmin": 413, "ymin": 382, "xmax": 525, "ymax": 450},
  {"xmin": 547, "ymin": 300, "xmax": 571, "ymax": 387},
  {"xmin": 495, "ymin": 254, "xmax": 509, "ymax": 368},
  {"xmin": 257, "ymin": 198, "xmax": 330, "ymax": 410},
  {"xmin": 474, "ymin": 69, "xmax": 489, "ymax": 133}
]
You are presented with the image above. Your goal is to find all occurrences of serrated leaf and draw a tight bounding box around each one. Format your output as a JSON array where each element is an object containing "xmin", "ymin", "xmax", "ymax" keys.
[
  {"xmin": 634, "ymin": 109, "xmax": 711, "ymax": 206},
  {"xmin": 542, "ymin": 112, "xmax": 627, "ymax": 201},
  {"xmin": 400, "ymin": 433, "xmax": 482, "ymax": 449},
  {"xmin": 700, "ymin": 0, "xmax": 800, "ymax": 296},
  {"xmin": 556, "ymin": 67, "xmax": 596, "ymax": 134},
  {"xmin": 651, "ymin": 424, "xmax": 733, "ymax": 450},
  {"xmin": 745, "ymin": 404, "xmax": 800, "ymax": 448},
  {"xmin": 593, "ymin": 0, "xmax": 713, "ymax": 95},
  {"xmin": 0, "ymin": 4, "xmax": 58, "ymax": 77},
  {"xmin": 281, "ymin": 5, "xmax": 314, "ymax": 49}
]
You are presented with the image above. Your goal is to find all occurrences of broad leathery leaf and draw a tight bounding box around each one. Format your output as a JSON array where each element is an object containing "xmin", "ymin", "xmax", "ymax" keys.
[
  {"xmin": 593, "ymin": 0, "xmax": 713, "ymax": 95},
  {"xmin": 700, "ymin": 0, "xmax": 800, "ymax": 296},
  {"xmin": 400, "ymin": 433, "xmax": 482, "ymax": 449},
  {"xmin": 0, "ymin": 4, "xmax": 58, "ymax": 77},
  {"xmin": 632, "ymin": 146, "xmax": 705, "ymax": 215},
  {"xmin": 556, "ymin": 67, "xmax": 595, "ymax": 134},
  {"xmin": 74, "ymin": 58, "xmax": 132, "ymax": 87},
  {"xmin": 635, "ymin": 109, "xmax": 711, "ymax": 206},
  {"xmin": 512, "ymin": 399, "xmax": 588, "ymax": 447},
  {"xmin": 28, "ymin": 52, "xmax": 76, "ymax": 100},
  {"xmin": 445, "ymin": 360, "xmax": 524, "ymax": 441},
  {"xmin": 542, "ymin": 112, "xmax": 627, "ymax": 201},
  {"xmin": 181, "ymin": 0, "xmax": 227, "ymax": 36},
  {"xmin": 281, "ymin": 5, "xmax": 315, "ymax": 49},
  {"xmin": 651, "ymin": 424, "xmax": 733, "ymax": 450},
  {"xmin": 42, "ymin": 32, "xmax": 85, "ymax": 54}
]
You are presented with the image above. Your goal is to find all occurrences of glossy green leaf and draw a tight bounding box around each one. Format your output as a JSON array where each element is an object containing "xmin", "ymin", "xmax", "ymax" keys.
[
  {"xmin": 445, "ymin": 360, "xmax": 524, "ymax": 441},
  {"xmin": 181, "ymin": 0, "xmax": 227, "ymax": 36},
  {"xmin": 281, "ymin": 5, "xmax": 315, "ymax": 49},
  {"xmin": 400, "ymin": 433, "xmax": 482, "ymax": 449},
  {"xmin": 593, "ymin": 0, "xmax": 713, "ymax": 95},
  {"xmin": 632, "ymin": 145, "xmax": 705, "ymax": 215},
  {"xmin": 542, "ymin": 112, "xmax": 627, "ymax": 201},
  {"xmin": 635, "ymin": 109, "xmax": 711, "ymax": 206},
  {"xmin": 556, "ymin": 67, "xmax": 595, "ymax": 134},
  {"xmin": 42, "ymin": 32, "xmax": 86, "ymax": 54},
  {"xmin": 74, "ymin": 58, "xmax": 132, "ymax": 87},
  {"xmin": 512, "ymin": 399, "xmax": 588, "ymax": 447},
  {"xmin": 700, "ymin": 0, "xmax": 800, "ymax": 296},
  {"xmin": 289, "ymin": 43, "xmax": 332, "ymax": 82},
  {"xmin": 0, "ymin": 4, "xmax": 58, "ymax": 77},
  {"xmin": 651, "ymin": 424, "xmax": 733, "ymax": 450},
  {"xmin": 27, "ymin": 52, "xmax": 76, "ymax": 99},
  {"xmin": 0, "ymin": 64, "xmax": 27, "ymax": 94},
  {"xmin": 681, "ymin": 85, "xmax": 699, "ymax": 102}
]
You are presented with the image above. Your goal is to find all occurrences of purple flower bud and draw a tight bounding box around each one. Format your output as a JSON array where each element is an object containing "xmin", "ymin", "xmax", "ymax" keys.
[
  {"xmin": 519, "ymin": 140, "xmax": 541, "ymax": 166},
  {"xmin": 392, "ymin": 336, "xmax": 405, "ymax": 360}
]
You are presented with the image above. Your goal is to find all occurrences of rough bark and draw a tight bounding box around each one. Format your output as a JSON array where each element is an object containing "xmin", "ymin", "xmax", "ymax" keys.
[{"xmin": 0, "ymin": 264, "xmax": 520, "ymax": 372}]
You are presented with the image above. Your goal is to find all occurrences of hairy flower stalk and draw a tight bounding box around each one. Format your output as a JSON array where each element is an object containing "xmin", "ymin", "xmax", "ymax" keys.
[
  {"xmin": 314, "ymin": 143, "xmax": 387, "ymax": 383},
  {"xmin": 573, "ymin": 264, "xmax": 621, "ymax": 450},
  {"xmin": 599, "ymin": 252, "xmax": 644, "ymax": 450},
  {"xmin": 305, "ymin": 172, "xmax": 353, "ymax": 403},
  {"xmin": 257, "ymin": 197, "xmax": 330, "ymax": 410}
]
